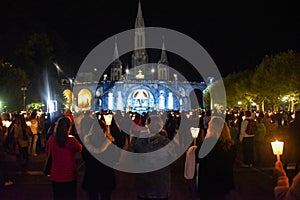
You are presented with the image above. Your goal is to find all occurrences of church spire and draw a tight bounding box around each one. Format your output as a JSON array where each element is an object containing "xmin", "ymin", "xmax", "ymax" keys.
[
  {"xmin": 159, "ymin": 38, "xmax": 169, "ymax": 65},
  {"xmin": 111, "ymin": 37, "xmax": 122, "ymax": 81},
  {"xmin": 132, "ymin": 0, "xmax": 148, "ymax": 73},
  {"xmin": 113, "ymin": 37, "xmax": 120, "ymax": 61},
  {"xmin": 135, "ymin": 0, "xmax": 144, "ymax": 28},
  {"xmin": 157, "ymin": 37, "xmax": 169, "ymax": 81}
]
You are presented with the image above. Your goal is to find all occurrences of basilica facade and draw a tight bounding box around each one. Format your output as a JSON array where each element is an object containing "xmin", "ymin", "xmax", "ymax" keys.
[{"xmin": 63, "ymin": 1, "xmax": 207, "ymax": 113}]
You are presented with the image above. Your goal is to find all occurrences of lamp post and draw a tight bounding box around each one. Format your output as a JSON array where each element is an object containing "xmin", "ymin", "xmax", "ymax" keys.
[
  {"xmin": 271, "ymin": 140, "xmax": 284, "ymax": 161},
  {"xmin": 190, "ymin": 127, "xmax": 200, "ymax": 146},
  {"xmin": 21, "ymin": 87, "xmax": 27, "ymax": 111}
]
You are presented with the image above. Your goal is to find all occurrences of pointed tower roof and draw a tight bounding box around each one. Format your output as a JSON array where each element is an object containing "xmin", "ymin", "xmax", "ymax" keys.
[
  {"xmin": 113, "ymin": 37, "xmax": 120, "ymax": 61},
  {"xmin": 159, "ymin": 38, "xmax": 169, "ymax": 65},
  {"xmin": 135, "ymin": 0, "xmax": 145, "ymax": 28},
  {"xmin": 112, "ymin": 37, "xmax": 122, "ymax": 67}
]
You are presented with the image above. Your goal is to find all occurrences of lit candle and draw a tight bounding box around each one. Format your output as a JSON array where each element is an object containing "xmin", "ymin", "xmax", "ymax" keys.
[
  {"xmin": 26, "ymin": 121, "xmax": 32, "ymax": 126},
  {"xmin": 190, "ymin": 127, "xmax": 200, "ymax": 146},
  {"xmin": 103, "ymin": 114, "xmax": 113, "ymax": 126},
  {"xmin": 271, "ymin": 140, "xmax": 284, "ymax": 161},
  {"xmin": 103, "ymin": 113, "xmax": 114, "ymax": 142},
  {"xmin": 2, "ymin": 120, "xmax": 12, "ymax": 128}
]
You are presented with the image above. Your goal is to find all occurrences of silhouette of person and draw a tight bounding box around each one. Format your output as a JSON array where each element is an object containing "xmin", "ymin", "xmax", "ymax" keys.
[
  {"xmin": 196, "ymin": 116, "xmax": 236, "ymax": 200},
  {"xmin": 133, "ymin": 115, "xmax": 172, "ymax": 200},
  {"xmin": 81, "ymin": 119, "xmax": 115, "ymax": 200}
]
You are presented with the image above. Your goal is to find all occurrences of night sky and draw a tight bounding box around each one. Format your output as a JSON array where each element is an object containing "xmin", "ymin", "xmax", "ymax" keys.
[{"xmin": 1, "ymin": 0, "xmax": 300, "ymax": 80}]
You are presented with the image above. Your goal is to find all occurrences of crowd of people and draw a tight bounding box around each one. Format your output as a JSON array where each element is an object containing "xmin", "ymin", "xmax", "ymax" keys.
[
  {"xmin": 0, "ymin": 108, "xmax": 299, "ymax": 199},
  {"xmin": 0, "ymin": 110, "xmax": 50, "ymax": 187}
]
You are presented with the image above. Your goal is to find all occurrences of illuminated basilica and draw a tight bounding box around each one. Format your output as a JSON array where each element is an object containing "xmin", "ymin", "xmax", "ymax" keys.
[{"xmin": 62, "ymin": 1, "xmax": 207, "ymax": 113}]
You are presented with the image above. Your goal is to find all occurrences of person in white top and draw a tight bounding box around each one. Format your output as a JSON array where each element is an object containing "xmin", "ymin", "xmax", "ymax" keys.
[
  {"xmin": 239, "ymin": 110, "xmax": 255, "ymax": 167},
  {"xmin": 28, "ymin": 112, "xmax": 39, "ymax": 156}
]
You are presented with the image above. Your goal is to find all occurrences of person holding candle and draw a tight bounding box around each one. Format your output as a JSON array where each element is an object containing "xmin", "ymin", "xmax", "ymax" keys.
[{"xmin": 274, "ymin": 160, "xmax": 300, "ymax": 200}]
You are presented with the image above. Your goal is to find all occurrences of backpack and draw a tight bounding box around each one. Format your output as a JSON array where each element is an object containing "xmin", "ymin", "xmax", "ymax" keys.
[{"xmin": 246, "ymin": 119, "xmax": 257, "ymax": 135}]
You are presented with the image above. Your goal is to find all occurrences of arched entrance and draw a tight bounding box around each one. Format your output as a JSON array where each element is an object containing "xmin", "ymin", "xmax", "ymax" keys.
[
  {"xmin": 127, "ymin": 88, "xmax": 155, "ymax": 113},
  {"xmin": 78, "ymin": 88, "xmax": 92, "ymax": 111},
  {"xmin": 63, "ymin": 89, "xmax": 74, "ymax": 110}
]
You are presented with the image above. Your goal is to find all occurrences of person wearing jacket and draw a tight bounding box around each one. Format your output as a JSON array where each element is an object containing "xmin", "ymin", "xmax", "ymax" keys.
[{"xmin": 133, "ymin": 115, "xmax": 172, "ymax": 200}]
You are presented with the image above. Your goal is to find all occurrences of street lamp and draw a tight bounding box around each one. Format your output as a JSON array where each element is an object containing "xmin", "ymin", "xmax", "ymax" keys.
[{"xmin": 21, "ymin": 87, "xmax": 27, "ymax": 111}]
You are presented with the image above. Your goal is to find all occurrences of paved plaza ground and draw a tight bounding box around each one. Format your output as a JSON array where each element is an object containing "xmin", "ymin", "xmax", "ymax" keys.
[{"xmin": 0, "ymin": 126, "xmax": 297, "ymax": 200}]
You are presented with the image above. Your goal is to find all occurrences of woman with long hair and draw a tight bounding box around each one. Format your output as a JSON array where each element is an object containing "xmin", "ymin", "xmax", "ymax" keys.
[
  {"xmin": 45, "ymin": 116, "xmax": 82, "ymax": 200},
  {"xmin": 196, "ymin": 116, "xmax": 236, "ymax": 200}
]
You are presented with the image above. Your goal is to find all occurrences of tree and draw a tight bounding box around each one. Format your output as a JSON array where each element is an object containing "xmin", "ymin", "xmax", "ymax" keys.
[
  {"xmin": 224, "ymin": 72, "xmax": 246, "ymax": 109},
  {"xmin": 0, "ymin": 60, "xmax": 30, "ymax": 111},
  {"xmin": 223, "ymin": 69, "xmax": 256, "ymax": 110},
  {"xmin": 203, "ymin": 88, "xmax": 210, "ymax": 109},
  {"xmin": 13, "ymin": 32, "xmax": 56, "ymax": 103},
  {"xmin": 203, "ymin": 78, "xmax": 227, "ymax": 110},
  {"xmin": 253, "ymin": 50, "xmax": 300, "ymax": 111}
]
